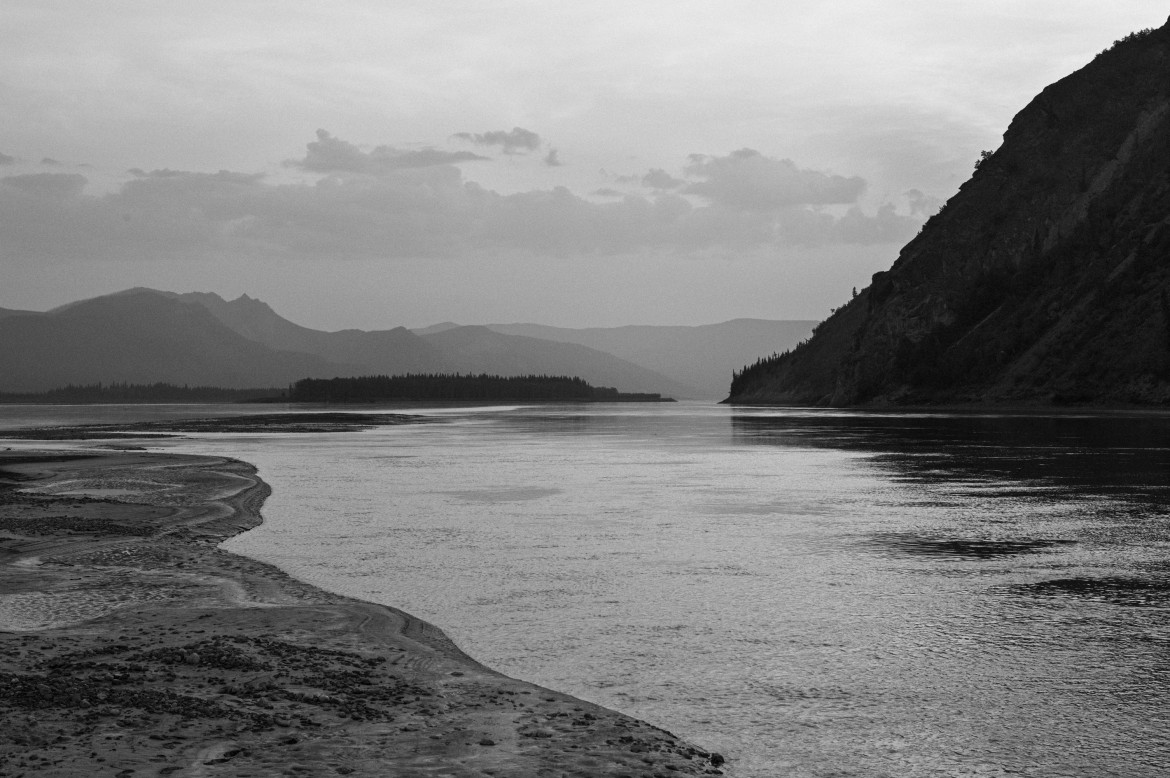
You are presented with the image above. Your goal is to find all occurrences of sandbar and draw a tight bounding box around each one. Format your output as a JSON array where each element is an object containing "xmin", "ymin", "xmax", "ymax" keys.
[{"xmin": 0, "ymin": 448, "xmax": 726, "ymax": 777}]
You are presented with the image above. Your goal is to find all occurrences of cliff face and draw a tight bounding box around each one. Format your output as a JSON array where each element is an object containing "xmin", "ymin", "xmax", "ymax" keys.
[{"xmin": 729, "ymin": 20, "xmax": 1170, "ymax": 406}]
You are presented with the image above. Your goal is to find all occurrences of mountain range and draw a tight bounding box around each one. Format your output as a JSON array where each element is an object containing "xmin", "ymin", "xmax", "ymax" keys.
[
  {"xmin": 728, "ymin": 19, "xmax": 1170, "ymax": 406},
  {"xmin": 0, "ymin": 288, "xmax": 813, "ymax": 398},
  {"xmin": 0, "ymin": 290, "xmax": 348, "ymax": 392},
  {"xmin": 472, "ymin": 320, "xmax": 815, "ymax": 399},
  {"xmin": 417, "ymin": 320, "xmax": 816, "ymax": 398}
]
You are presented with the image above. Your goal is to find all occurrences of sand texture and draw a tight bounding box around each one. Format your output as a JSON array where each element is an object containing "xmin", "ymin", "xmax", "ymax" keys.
[{"xmin": 0, "ymin": 449, "xmax": 726, "ymax": 777}]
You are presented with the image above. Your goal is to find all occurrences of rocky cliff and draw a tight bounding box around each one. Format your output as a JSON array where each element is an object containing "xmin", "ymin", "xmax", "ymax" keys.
[{"xmin": 728, "ymin": 20, "xmax": 1170, "ymax": 406}]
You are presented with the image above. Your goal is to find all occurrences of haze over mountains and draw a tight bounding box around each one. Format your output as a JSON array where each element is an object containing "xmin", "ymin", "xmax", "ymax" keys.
[
  {"xmin": 474, "ymin": 321, "xmax": 816, "ymax": 398},
  {"xmin": 729, "ymin": 20, "xmax": 1170, "ymax": 406},
  {"xmin": 173, "ymin": 291, "xmax": 699, "ymax": 397},
  {"xmin": 0, "ymin": 287, "xmax": 812, "ymax": 398}
]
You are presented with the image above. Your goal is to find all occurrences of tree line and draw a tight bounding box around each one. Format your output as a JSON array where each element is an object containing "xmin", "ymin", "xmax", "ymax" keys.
[{"xmin": 289, "ymin": 374, "xmax": 663, "ymax": 402}]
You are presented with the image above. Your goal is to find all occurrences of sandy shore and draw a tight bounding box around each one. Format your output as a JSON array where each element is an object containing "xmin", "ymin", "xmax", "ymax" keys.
[{"xmin": 0, "ymin": 448, "xmax": 726, "ymax": 777}]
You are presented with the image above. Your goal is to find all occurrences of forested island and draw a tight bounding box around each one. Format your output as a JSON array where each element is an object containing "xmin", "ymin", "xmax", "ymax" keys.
[{"xmin": 289, "ymin": 374, "xmax": 672, "ymax": 403}]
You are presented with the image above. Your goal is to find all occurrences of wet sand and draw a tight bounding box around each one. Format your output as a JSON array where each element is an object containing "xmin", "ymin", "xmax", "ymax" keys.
[{"xmin": 0, "ymin": 449, "xmax": 726, "ymax": 777}]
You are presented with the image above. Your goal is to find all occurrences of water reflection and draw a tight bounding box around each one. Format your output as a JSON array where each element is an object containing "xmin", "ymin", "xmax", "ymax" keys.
[
  {"xmin": 733, "ymin": 409, "xmax": 1170, "ymax": 507},
  {"xmin": 731, "ymin": 406, "xmax": 1170, "ymax": 447},
  {"xmin": 1008, "ymin": 575, "xmax": 1170, "ymax": 607},
  {"xmin": 728, "ymin": 408, "xmax": 1170, "ymax": 775},
  {"xmin": 872, "ymin": 534, "xmax": 1077, "ymax": 560}
]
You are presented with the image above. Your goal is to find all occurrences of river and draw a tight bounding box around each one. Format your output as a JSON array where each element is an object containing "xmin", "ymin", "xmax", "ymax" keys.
[{"xmin": 4, "ymin": 402, "xmax": 1170, "ymax": 777}]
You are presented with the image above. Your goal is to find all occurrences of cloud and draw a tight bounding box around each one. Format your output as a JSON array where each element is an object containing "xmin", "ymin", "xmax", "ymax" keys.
[
  {"xmin": 642, "ymin": 168, "xmax": 684, "ymax": 190},
  {"xmin": 453, "ymin": 127, "xmax": 541, "ymax": 154},
  {"xmin": 0, "ymin": 135, "xmax": 925, "ymax": 269},
  {"xmin": 904, "ymin": 188, "xmax": 942, "ymax": 216},
  {"xmin": 287, "ymin": 130, "xmax": 489, "ymax": 175},
  {"xmin": 1, "ymin": 173, "xmax": 87, "ymax": 199},
  {"xmin": 0, "ymin": 152, "xmax": 13, "ymax": 166},
  {"xmin": 684, "ymin": 149, "xmax": 865, "ymax": 211},
  {"xmin": 834, "ymin": 203, "xmax": 922, "ymax": 243},
  {"xmin": 128, "ymin": 168, "xmax": 265, "ymax": 184},
  {"xmin": 544, "ymin": 148, "xmax": 562, "ymax": 167}
]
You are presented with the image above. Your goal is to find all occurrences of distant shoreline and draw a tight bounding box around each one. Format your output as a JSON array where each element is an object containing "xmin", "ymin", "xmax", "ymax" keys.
[
  {"xmin": 286, "ymin": 374, "xmax": 675, "ymax": 404},
  {"xmin": 723, "ymin": 399, "xmax": 1170, "ymax": 414},
  {"xmin": 0, "ymin": 396, "xmax": 677, "ymax": 405},
  {"xmin": 0, "ymin": 378, "xmax": 677, "ymax": 405}
]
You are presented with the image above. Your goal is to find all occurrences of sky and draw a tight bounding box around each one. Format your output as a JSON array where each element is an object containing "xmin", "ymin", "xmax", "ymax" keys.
[{"xmin": 1, "ymin": 2, "xmax": 1164, "ymax": 330}]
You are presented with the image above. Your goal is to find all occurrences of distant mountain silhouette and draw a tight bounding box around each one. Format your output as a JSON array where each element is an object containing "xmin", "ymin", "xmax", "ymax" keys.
[
  {"xmin": 0, "ymin": 289, "xmax": 356, "ymax": 392},
  {"xmin": 169, "ymin": 292, "xmax": 691, "ymax": 396},
  {"xmin": 417, "ymin": 326, "xmax": 698, "ymax": 398},
  {"xmin": 1, "ymin": 288, "xmax": 693, "ymax": 397},
  {"xmin": 169, "ymin": 291, "xmax": 452, "ymax": 375},
  {"xmin": 483, "ymin": 320, "xmax": 816, "ymax": 399},
  {"xmin": 729, "ymin": 20, "xmax": 1170, "ymax": 406},
  {"xmin": 411, "ymin": 322, "xmax": 462, "ymax": 336}
]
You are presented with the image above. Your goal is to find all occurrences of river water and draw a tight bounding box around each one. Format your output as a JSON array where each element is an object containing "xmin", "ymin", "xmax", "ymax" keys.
[{"xmin": 4, "ymin": 402, "xmax": 1170, "ymax": 777}]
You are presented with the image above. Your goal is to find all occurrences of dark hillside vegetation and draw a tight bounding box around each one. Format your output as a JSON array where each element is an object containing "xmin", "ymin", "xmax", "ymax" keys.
[{"xmin": 728, "ymin": 19, "xmax": 1170, "ymax": 406}]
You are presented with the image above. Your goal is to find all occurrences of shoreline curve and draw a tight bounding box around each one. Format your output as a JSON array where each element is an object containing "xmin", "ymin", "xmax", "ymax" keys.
[{"xmin": 0, "ymin": 448, "xmax": 726, "ymax": 777}]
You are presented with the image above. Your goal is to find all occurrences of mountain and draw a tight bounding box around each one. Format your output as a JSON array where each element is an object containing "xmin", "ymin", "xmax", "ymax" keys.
[
  {"xmin": 168, "ymin": 292, "xmax": 691, "ymax": 396},
  {"xmin": 411, "ymin": 322, "xmax": 462, "ymax": 336},
  {"xmin": 418, "ymin": 326, "xmax": 698, "ymax": 398},
  {"xmin": 483, "ymin": 320, "xmax": 816, "ymax": 399},
  {"xmin": 3, "ymin": 287, "xmax": 771, "ymax": 399},
  {"xmin": 170, "ymin": 291, "xmax": 453, "ymax": 375},
  {"xmin": 728, "ymin": 20, "xmax": 1170, "ymax": 406},
  {"xmin": 0, "ymin": 289, "xmax": 356, "ymax": 392},
  {"xmin": 2, "ymin": 288, "xmax": 690, "ymax": 397}
]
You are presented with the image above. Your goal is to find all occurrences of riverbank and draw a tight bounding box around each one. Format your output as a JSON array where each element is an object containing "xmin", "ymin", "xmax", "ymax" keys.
[{"xmin": 0, "ymin": 449, "xmax": 725, "ymax": 777}]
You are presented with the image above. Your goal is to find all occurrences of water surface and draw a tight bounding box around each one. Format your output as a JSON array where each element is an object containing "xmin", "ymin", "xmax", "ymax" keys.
[{"xmin": 5, "ymin": 403, "xmax": 1170, "ymax": 777}]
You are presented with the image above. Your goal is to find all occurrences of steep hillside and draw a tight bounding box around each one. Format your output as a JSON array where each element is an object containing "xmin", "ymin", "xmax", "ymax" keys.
[
  {"xmin": 484, "ymin": 320, "xmax": 815, "ymax": 399},
  {"xmin": 0, "ymin": 290, "xmax": 356, "ymax": 392},
  {"xmin": 420, "ymin": 326, "xmax": 697, "ymax": 398},
  {"xmin": 729, "ymin": 20, "xmax": 1170, "ymax": 406}
]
